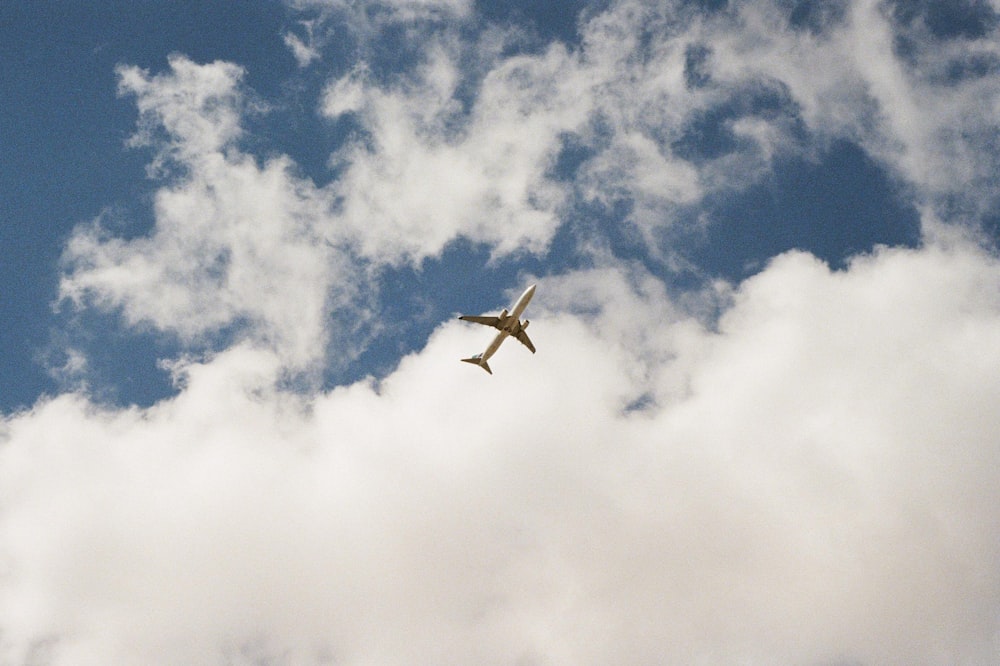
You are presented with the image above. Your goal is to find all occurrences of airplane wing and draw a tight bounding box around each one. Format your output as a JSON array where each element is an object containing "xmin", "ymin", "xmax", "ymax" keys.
[
  {"xmin": 515, "ymin": 330, "xmax": 535, "ymax": 353},
  {"xmin": 458, "ymin": 315, "xmax": 502, "ymax": 330}
]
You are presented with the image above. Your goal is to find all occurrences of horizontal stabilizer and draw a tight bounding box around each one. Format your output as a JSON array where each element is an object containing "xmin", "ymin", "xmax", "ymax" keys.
[{"xmin": 461, "ymin": 356, "xmax": 493, "ymax": 375}]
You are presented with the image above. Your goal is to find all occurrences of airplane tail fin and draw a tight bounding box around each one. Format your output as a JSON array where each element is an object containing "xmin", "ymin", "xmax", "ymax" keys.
[{"xmin": 461, "ymin": 356, "xmax": 493, "ymax": 375}]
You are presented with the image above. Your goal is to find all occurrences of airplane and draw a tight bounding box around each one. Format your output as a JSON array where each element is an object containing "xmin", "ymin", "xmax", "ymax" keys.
[{"xmin": 458, "ymin": 284, "xmax": 536, "ymax": 374}]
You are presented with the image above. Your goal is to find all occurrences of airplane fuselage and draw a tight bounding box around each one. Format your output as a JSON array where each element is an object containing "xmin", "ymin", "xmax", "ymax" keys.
[
  {"xmin": 480, "ymin": 284, "xmax": 534, "ymax": 362},
  {"xmin": 459, "ymin": 284, "xmax": 536, "ymax": 374}
]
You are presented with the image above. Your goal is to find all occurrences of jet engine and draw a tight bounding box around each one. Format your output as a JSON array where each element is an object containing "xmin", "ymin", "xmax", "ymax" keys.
[
  {"xmin": 521, "ymin": 319, "xmax": 530, "ymax": 330},
  {"xmin": 499, "ymin": 308, "xmax": 509, "ymax": 320}
]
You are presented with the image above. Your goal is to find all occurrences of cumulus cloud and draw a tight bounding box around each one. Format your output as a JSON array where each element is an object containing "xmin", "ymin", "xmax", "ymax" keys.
[
  {"xmin": 60, "ymin": 56, "xmax": 355, "ymax": 370},
  {"xmin": 6, "ymin": 236, "xmax": 1000, "ymax": 664},
  {"xmin": 323, "ymin": 40, "xmax": 591, "ymax": 263}
]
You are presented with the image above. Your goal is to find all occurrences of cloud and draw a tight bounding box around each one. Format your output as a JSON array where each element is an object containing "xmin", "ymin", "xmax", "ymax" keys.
[
  {"xmin": 288, "ymin": 0, "xmax": 472, "ymax": 18},
  {"xmin": 117, "ymin": 55, "xmax": 250, "ymax": 172},
  {"xmin": 60, "ymin": 56, "xmax": 358, "ymax": 370},
  {"xmin": 283, "ymin": 26, "xmax": 322, "ymax": 68},
  {"xmin": 695, "ymin": 0, "xmax": 1000, "ymax": 214},
  {"xmin": 323, "ymin": 40, "xmax": 590, "ymax": 263},
  {"xmin": 7, "ymin": 1, "xmax": 1000, "ymax": 664},
  {"xmin": 299, "ymin": 0, "xmax": 1000, "ymax": 262},
  {"xmin": 284, "ymin": 0, "xmax": 473, "ymax": 49},
  {"xmin": 462, "ymin": 1, "xmax": 999, "ymax": 222},
  {"xmin": 84, "ymin": 0, "xmax": 997, "ymax": 299},
  {"xmin": 5, "ymin": 235, "xmax": 1000, "ymax": 664}
]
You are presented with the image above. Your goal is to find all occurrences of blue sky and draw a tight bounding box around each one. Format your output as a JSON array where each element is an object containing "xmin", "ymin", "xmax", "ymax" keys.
[
  {"xmin": 2, "ymin": 1, "xmax": 297, "ymax": 408},
  {"xmin": 3, "ymin": 1, "xmax": 1000, "ymax": 664},
  {"xmin": 1, "ymin": 0, "xmax": 932, "ymax": 410}
]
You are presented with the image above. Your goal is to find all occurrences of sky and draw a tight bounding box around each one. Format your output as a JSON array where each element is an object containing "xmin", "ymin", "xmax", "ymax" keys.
[{"xmin": 2, "ymin": 0, "xmax": 1000, "ymax": 663}]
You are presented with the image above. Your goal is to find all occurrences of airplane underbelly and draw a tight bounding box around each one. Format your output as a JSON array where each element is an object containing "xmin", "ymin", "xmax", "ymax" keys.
[{"xmin": 483, "ymin": 331, "xmax": 508, "ymax": 359}]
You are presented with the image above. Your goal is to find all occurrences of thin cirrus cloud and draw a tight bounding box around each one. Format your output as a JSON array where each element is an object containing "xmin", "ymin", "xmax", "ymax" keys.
[{"xmin": 3, "ymin": 0, "xmax": 1000, "ymax": 664}]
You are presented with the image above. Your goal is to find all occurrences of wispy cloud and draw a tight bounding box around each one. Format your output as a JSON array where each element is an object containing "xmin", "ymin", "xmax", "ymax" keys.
[
  {"xmin": 60, "ymin": 56, "xmax": 358, "ymax": 371},
  {"xmin": 298, "ymin": 0, "xmax": 1000, "ymax": 259},
  {"xmin": 283, "ymin": 23, "xmax": 322, "ymax": 68},
  {"xmin": 323, "ymin": 40, "xmax": 588, "ymax": 263}
]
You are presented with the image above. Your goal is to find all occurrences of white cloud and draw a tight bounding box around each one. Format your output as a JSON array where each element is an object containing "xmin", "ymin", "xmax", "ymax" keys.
[
  {"xmin": 8, "ymin": 2, "xmax": 1000, "ymax": 663},
  {"xmin": 278, "ymin": 0, "xmax": 1000, "ymax": 263},
  {"xmin": 307, "ymin": 0, "xmax": 999, "ymax": 254},
  {"xmin": 0, "ymin": 236, "xmax": 1000, "ymax": 664},
  {"xmin": 378, "ymin": 0, "xmax": 472, "ymax": 21},
  {"xmin": 697, "ymin": 0, "xmax": 1000, "ymax": 212},
  {"xmin": 7, "ymin": 235, "xmax": 1000, "ymax": 664},
  {"xmin": 283, "ymin": 27, "xmax": 321, "ymax": 68},
  {"xmin": 323, "ymin": 40, "xmax": 590, "ymax": 263},
  {"xmin": 117, "ymin": 55, "xmax": 249, "ymax": 172},
  {"xmin": 60, "ymin": 56, "xmax": 359, "ymax": 370},
  {"xmin": 292, "ymin": 0, "xmax": 471, "ymax": 16},
  {"xmin": 285, "ymin": 0, "xmax": 473, "ymax": 39},
  {"xmin": 276, "ymin": 0, "xmax": 1000, "ymax": 271}
]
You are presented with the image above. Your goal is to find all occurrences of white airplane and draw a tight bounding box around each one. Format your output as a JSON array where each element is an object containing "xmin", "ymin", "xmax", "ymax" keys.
[{"xmin": 458, "ymin": 284, "xmax": 536, "ymax": 374}]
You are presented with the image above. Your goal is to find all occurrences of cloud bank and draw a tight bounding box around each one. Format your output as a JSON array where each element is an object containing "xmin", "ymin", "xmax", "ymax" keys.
[
  {"xmin": 5, "ymin": 0, "xmax": 1000, "ymax": 664},
  {"xmin": 6, "ymin": 240, "xmax": 1000, "ymax": 665}
]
